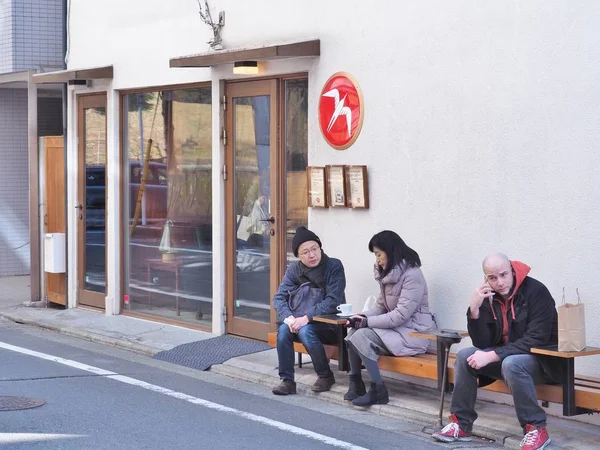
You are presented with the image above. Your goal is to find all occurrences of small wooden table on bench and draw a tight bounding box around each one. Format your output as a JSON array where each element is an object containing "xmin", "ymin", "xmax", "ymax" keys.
[
  {"xmin": 530, "ymin": 345, "xmax": 600, "ymax": 416},
  {"xmin": 312, "ymin": 314, "xmax": 350, "ymax": 371}
]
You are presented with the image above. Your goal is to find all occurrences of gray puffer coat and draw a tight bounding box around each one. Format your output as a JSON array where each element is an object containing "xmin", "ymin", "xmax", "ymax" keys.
[{"xmin": 364, "ymin": 263, "xmax": 435, "ymax": 356}]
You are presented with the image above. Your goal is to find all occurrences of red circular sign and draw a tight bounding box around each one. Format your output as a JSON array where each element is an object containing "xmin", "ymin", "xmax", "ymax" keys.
[{"xmin": 318, "ymin": 72, "xmax": 364, "ymax": 150}]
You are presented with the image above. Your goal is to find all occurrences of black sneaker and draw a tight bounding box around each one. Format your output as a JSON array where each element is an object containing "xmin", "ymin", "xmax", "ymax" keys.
[{"xmin": 272, "ymin": 380, "xmax": 297, "ymax": 395}]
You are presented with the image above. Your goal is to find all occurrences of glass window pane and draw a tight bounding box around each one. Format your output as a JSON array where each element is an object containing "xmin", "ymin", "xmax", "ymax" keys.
[
  {"xmin": 123, "ymin": 88, "xmax": 212, "ymax": 326},
  {"xmin": 84, "ymin": 106, "xmax": 107, "ymax": 293},
  {"xmin": 233, "ymin": 96, "xmax": 271, "ymax": 323},
  {"xmin": 284, "ymin": 79, "xmax": 308, "ymax": 266}
]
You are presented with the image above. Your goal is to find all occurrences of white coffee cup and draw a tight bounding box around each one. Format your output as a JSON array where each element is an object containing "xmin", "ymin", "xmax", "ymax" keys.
[{"xmin": 337, "ymin": 304, "xmax": 352, "ymax": 315}]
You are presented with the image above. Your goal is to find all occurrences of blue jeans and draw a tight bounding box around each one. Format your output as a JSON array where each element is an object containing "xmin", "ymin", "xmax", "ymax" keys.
[
  {"xmin": 450, "ymin": 347, "xmax": 554, "ymax": 432},
  {"xmin": 276, "ymin": 322, "xmax": 338, "ymax": 381}
]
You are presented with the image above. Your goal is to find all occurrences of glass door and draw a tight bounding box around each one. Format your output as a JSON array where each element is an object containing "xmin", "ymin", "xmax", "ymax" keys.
[
  {"xmin": 77, "ymin": 94, "xmax": 107, "ymax": 309},
  {"xmin": 225, "ymin": 80, "xmax": 279, "ymax": 340}
]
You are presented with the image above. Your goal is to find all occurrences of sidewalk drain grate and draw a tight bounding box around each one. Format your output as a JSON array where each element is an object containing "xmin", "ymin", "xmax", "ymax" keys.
[{"xmin": 0, "ymin": 396, "xmax": 46, "ymax": 411}]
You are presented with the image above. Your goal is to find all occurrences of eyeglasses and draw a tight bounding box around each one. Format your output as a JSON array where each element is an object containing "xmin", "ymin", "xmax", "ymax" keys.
[{"xmin": 299, "ymin": 246, "xmax": 320, "ymax": 257}]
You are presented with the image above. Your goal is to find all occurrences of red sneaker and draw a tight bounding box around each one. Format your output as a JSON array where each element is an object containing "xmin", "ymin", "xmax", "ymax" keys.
[
  {"xmin": 520, "ymin": 424, "xmax": 551, "ymax": 450},
  {"xmin": 431, "ymin": 414, "xmax": 472, "ymax": 443}
]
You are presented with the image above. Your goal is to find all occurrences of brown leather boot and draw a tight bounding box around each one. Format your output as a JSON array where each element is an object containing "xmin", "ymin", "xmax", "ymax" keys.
[
  {"xmin": 311, "ymin": 374, "xmax": 335, "ymax": 392},
  {"xmin": 272, "ymin": 379, "xmax": 297, "ymax": 395}
]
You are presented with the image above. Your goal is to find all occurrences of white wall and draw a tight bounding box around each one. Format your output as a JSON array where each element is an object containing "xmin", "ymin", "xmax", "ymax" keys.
[{"xmin": 67, "ymin": 1, "xmax": 600, "ymax": 375}]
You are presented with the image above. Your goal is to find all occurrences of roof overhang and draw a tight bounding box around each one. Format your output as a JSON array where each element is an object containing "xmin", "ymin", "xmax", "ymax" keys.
[
  {"xmin": 170, "ymin": 39, "xmax": 320, "ymax": 68},
  {"xmin": 32, "ymin": 65, "xmax": 113, "ymax": 84},
  {"xmin": 0, "ymin": 70, "xmax": 31, "ymax": 85}
]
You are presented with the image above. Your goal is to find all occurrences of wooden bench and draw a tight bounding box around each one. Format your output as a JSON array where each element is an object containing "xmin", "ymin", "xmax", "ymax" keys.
[
  {"xmin": 267, "ymin": 331, "xmax": 600, "ymax": 417},
  {"xmin": 267, "ymin": 331, "xmax": 441, "ymax": 381}
]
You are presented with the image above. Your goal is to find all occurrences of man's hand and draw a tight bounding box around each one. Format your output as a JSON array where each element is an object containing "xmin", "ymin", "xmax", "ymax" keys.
[
  {"xmin": 285, "ymin": 315, "xmax": 296, "ymax": 333},
  {"xmin": 469, "ymin": 283, "xmax": 495, "ymax": 319},
  {"xmin": 291, "ymin": 315, "xmax": 309, "ymax": 333},
  {"xmin": 467, "ymin": 350, "xmax": 500, "ymax": 370}
]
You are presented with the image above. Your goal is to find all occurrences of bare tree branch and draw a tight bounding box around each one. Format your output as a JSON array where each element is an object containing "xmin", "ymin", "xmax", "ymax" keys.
[{"xmin": 197, "ymin": 0, "xmax": 224, "ymax": 50}]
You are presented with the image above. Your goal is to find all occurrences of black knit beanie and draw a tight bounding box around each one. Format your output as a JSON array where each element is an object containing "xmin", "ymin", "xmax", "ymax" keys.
[{"xmin": 292, "ymin": 226, "xmax": 322, "ymax": 257}]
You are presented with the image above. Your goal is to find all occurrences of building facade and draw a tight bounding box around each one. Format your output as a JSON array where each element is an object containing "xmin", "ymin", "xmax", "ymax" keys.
[
  {"xmin": 0, "ymin": 0, "xmax": 63, "ymax": 278},
  {"xmin": 33, "ymin": 0, "xmax": 599, "ymax": 377}
]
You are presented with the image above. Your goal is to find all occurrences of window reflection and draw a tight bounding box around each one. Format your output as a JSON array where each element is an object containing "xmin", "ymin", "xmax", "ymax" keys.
[
  {"xmin": 122, "ymin": 88, "xmax": 213, "ymax": 326},
  {"xmin": 284, "ymin": 79, "xmax": 309, "ymax": 266},
  {"xmin": 233, "ymin": 96, "xmax": 272, "ymax": 323},
  {"xmin": 84, "ymin": 106, "xmax": 107, "ymax": 292}
]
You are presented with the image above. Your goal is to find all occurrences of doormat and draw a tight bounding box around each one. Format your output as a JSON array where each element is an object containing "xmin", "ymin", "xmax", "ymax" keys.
[{"xmin": 153, "ymin": 335, "xmax": 272, "ymax": 371}]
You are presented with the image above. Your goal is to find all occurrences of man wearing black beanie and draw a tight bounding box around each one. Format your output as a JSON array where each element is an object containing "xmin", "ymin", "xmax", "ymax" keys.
[
  {"xmin": 272, "ymin": 226, "xmax": 346, "ymax": 395},
  {"xmin": 291, "ymin": 226, "xmax": 322, "ymax": 257}
]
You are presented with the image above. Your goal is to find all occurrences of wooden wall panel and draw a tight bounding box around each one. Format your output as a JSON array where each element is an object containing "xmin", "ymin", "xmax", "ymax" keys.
[{"xmin": 45, "ymin": 136, "xmax": 66, "ymax": 305}]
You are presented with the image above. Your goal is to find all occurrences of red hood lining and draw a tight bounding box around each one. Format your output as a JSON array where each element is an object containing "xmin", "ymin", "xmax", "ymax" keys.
[{"xmin": 490, "ymin": 260, "xmax": 531, "ymax": 323}]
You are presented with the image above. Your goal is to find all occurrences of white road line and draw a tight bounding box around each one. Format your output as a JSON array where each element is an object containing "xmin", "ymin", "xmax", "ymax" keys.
[
  {"xmin": 0, "ymin": 433, "xmax": 85, "ymax": 444},
  {"xmin": 0, "ymin": 341, "xmax": 369, "ymax": 450},
  {"xmin": 0, "ymin": 342, "xmax": 115, "ymax": 376}
]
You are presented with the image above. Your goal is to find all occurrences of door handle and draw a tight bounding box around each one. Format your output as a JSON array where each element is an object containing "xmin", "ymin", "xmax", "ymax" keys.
[
  {"xmin": 75, "ymin": 204, "xmax": 83, "ymax": 220},
  {"xmin": 259, "ymin": 216, "xmax": 275, "ymax": 224}
]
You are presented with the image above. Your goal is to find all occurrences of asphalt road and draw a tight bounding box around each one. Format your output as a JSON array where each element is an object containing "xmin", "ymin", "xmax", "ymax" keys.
[{"xmin": 0, "ymin": 319, "xmax": 451, "ymax": 450}]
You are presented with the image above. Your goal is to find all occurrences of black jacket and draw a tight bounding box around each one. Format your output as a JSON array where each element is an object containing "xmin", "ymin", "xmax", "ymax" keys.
[{"xmin": 467, "ymin": 276, "xmax": 561, "ymax": 384}]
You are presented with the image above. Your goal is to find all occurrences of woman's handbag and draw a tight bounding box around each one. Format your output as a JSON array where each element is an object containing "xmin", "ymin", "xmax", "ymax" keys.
[
  {"xmin": 362, "ymin": 294, "xmax": 378, "ymax": 312},
  {"xmin": 288, "ymin": 282, "xmax": 324, "ymax": 317}
]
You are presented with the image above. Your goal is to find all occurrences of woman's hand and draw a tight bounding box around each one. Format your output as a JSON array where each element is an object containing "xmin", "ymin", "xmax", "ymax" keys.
[
  {"xmin": 345, "ymin": 314, "xmax": 364, "ymax": 326},
  {"xmin": 347, "ymin": 315, "xmax": 368, "ymax": 329}
]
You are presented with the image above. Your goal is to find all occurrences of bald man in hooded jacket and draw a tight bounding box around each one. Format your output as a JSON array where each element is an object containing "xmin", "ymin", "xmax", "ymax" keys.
[{"xmin": 432, "ymin": 253, "xmax": 559, "ymax": 450}]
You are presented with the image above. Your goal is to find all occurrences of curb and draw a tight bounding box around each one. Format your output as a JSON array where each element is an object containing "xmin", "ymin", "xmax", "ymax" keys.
[
  {"xmin": 0, "ymin": 311, "xmax": 159, "ymax": 357},
  {"xmin": 210, "ymin": 363, "xmax": 518, "ymax": 448}
]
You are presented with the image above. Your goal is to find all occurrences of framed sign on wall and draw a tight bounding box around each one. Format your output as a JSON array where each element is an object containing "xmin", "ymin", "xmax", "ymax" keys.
[
  {"xmin": 345, "ymin": 165, "xmax": 369, "ymax": 209},
  {"xmin": 326, "ymin": 165, "xmax": 347, "ymax": 207},
  {"xmin": 307, "ymin": 166, "xmax": 328, "ymax": 208}
]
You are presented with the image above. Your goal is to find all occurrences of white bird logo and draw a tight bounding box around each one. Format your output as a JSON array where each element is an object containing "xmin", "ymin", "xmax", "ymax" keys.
[{"xmin": 322, "ymin": 89, "xmax": 352, "ymax": 137}]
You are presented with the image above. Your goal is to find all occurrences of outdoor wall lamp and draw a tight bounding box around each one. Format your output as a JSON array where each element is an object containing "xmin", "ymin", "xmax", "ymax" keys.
[{"xmin": 233, "ymin": 61, "xmax": 259, "ymax": 75}]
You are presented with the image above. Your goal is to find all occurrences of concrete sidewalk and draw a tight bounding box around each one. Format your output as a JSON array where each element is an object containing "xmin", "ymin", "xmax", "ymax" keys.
[
  {"xmin": 0, "ymin": 276, "xmax": 215, "ymax": 355},
  {"xmin": 0, "ymin": 277, "xmax": 598, "ymax": 449}
]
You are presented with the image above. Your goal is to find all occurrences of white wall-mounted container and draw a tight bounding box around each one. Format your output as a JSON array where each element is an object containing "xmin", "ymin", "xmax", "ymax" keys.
[{"xmin": 44, "ymin": 233, "xmax": 66, "ymax": 273}]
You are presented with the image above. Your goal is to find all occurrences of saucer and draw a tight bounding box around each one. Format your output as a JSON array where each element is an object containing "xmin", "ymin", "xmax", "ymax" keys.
[{"xmin": 336, "ymin": 312, "xmax": 352, "ymax": 317}]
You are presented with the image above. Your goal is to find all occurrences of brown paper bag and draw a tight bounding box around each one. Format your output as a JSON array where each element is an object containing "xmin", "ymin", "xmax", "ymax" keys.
[{"xmin": 557, "ymin": 288, "xmax": 586, "ymax": 352}]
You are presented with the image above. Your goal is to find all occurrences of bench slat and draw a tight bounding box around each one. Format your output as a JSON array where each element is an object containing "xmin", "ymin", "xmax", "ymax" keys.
[{"xmin": 378, "ymin": 354, "xmax": 438, "ymax": 381}]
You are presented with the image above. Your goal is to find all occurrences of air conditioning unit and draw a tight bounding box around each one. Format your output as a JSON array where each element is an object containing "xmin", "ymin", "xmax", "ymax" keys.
[{"xmin": 44, "ymin": 233, "xmax": 66, "ymax": 273}]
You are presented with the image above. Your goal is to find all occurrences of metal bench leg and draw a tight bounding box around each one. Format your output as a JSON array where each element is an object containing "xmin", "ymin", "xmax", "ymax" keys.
[
  {"xmin": 434, "ymin": 335, "xmax": 462, "ymax": 426},
  {"xmin": 562, "ymin": 358, "xmax": 577, "ymax": 416},
  {"xmin": 436, "ymin": 340, "xmax": 450, "ymax": 393},
  {"xmin": 438, "ymin": 342, "xmax": 451, "ymax": 427},
  {"xmin": 297, "ymin": 352, "xmax": 302, "ymax": 368}
]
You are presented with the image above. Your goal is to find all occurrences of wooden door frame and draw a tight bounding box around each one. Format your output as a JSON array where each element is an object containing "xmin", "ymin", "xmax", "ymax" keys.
[
  {"xmin": 224, "ymin": 79, "xmax": 281, "ymax": 340},
  {"xmin": 77, "ymin": 93, "xmax": 108, "ymax": 309}
]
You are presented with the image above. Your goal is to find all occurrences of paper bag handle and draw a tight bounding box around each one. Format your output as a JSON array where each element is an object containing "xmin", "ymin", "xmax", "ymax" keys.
[{"xmin": 562, "ymin": 287, "xmax": 582, "ymax": 305}]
